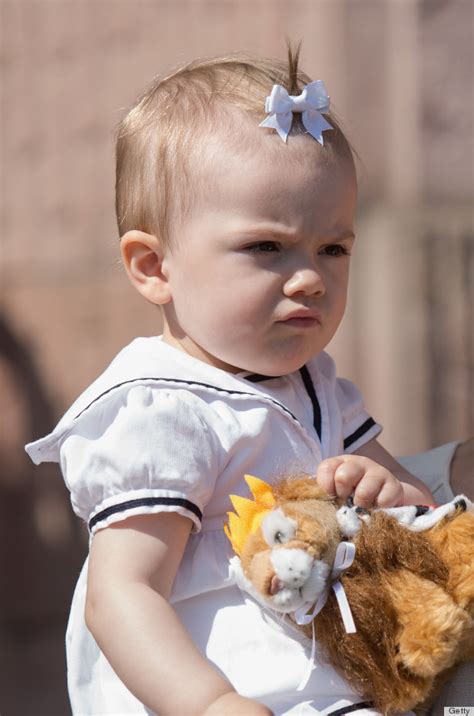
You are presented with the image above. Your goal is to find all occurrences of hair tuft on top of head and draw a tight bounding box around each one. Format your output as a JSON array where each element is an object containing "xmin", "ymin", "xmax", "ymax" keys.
[{"xmin": 286, "ymin": 40, "xmax": 302, "ymax": 95}]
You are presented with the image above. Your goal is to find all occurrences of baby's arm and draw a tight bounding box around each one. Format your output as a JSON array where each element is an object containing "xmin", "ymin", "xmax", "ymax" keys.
[
  {"xmin": 316, "ymin": 438, "xmax": 434, "ymax": 508},
  {"xmin": 86, "ymin": 512, "xmax": 272, "ymax": 715}
]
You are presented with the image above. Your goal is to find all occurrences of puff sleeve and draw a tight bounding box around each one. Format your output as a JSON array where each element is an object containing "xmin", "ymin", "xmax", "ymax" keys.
[
  {"xmin": 335, "ymin": 377, "xmax": 382, "ymax": 453},
  {"xmin": 58, "ymin": 386, "xmax": 221, "ymax": 535}
]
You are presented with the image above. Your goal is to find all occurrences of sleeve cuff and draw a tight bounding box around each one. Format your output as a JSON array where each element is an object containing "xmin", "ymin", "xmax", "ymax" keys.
[
  {"xmin": 86, "ymin": 490, "xmax": 203, "ymax": 536},
  {"xmin": 343, "ymin": 417, "xmax": 382, "ymax": 453}
]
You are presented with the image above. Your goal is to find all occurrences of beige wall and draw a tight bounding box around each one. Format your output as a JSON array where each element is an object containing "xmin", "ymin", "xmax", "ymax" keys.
[
  {"xmin": 2, "ymin": 0, "xmax": 472, "ymax": 449},
  {"xmin": 0, "ymin": 1, "xmax": 473, "ymax": 713}
]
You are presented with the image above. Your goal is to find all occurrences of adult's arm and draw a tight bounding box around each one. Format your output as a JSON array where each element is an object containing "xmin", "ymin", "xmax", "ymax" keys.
[{"xmin": 450, "ymin": 437, "xmax": 474, "ymax": 499}]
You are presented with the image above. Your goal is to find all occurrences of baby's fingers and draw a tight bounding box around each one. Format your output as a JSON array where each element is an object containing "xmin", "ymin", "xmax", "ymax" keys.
[
  {"xmin": 316, "ymin": 457, "xmax": 343, "ymax": 496},
  {"xmin": 317, "ymin": 458, "xmax": 364, "ymax": 499},
  {"xmin": 352, "ymin": 475, "xmax": 385, "ymax": 508},
  {"xmin": 353, "ymin": 470, "xmax": 403, "ymax": 508},
  {"xmin": 333, "ymin": 460, "xmax": 366, "ymax": 499},
  {"xmin": 373, "ymin": 478, "xmax": 404, "ymax": 508}
]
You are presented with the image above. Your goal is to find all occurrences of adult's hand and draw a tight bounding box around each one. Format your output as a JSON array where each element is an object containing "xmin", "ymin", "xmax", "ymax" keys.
[{"xmin": 450, "ymin": 437, "xmax": 474, "ymax": 499}]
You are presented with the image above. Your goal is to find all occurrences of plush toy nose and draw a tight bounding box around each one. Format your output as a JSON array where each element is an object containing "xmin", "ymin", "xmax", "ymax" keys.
[
  {"xmin": 269, "ymin": 574, "xmax": 283, "ymax": 595},
  {"xmin": 271, "ymin": 547, "xmax": 314, "ymax": 589}
]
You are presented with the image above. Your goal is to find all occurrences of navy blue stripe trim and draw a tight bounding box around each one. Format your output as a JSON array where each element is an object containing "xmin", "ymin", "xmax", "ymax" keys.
[
  {"xmin": 89, "ymin": 497, "xmax": 202, "ymax": 531},
  {"xmin": 73, "ymin": 377, "xmax": 298, "ymax": 424},
  {"xmin": 299, "ymin": 365, "xmax": 321, "ymax": 439},
  {"xmin": 326, "ymin": 701, "xmax": 375, "ymax": 716},
  {"xmin": 343, "ymin": 418, "xmax": 376, "ymax": 449},
  {"xmin": 244, "ymin": 373, "xmax": 283, "ymax": 383}
]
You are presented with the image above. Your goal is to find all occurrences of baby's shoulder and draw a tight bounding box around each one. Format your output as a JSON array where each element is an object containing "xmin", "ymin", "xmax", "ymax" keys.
[{"xmin": 26, "ymin": 336, "xmax": 282, "ymax": 465}]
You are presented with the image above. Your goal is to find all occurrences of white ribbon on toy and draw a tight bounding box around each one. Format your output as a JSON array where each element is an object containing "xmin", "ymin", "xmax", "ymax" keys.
[
  {"xmin": 295, "ymin": 541, "xmax": 356, "ymax": 692},
  {"xmin": 259, "ymin": 80, "xmax": 333, "ymax": 144},
  {"xmin": 294, "ymin": 541, "xmax": 356, "ymax": 632}
]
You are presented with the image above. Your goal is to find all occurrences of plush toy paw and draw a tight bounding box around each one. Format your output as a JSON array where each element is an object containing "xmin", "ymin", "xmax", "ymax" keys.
[{"xmin": 386, "ymin": 571, "xmax": 471, "ymax": 678}]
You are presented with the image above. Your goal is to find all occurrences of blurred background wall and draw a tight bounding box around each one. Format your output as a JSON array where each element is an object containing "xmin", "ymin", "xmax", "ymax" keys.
[{"xmin": 0, "ymin": 0, "xmax": 472, "ymax": 713}]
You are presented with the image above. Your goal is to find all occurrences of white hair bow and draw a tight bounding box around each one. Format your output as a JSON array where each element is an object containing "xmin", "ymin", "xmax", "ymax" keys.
[{"xmin": 259, "ymin": 80, "xmax": 333, "ymax": 144}]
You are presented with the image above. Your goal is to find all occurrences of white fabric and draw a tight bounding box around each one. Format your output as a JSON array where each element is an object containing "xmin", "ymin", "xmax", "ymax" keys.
[{"xmin": 26, "ymin": 337, "xmax": 382, "ymax": 716}]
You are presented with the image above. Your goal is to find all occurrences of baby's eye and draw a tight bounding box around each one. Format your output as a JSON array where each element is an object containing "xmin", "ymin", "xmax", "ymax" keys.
[
  {"xmin": 321, "ymin": 244, "xmax": 351, "ymax": 258},
  {"xmin": 246, "ymin": 241, "xmax": 281, "ymax": 253}
]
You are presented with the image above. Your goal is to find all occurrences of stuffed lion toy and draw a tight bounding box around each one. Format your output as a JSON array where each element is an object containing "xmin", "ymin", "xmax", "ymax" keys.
[{"xmin": 224, "ymin": 475, "xmax": 474, "ymax": 713}]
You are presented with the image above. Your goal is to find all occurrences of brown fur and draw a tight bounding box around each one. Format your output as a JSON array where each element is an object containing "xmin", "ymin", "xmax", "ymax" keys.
[
  {"xmin": 237, "ymin": 478, "xmax": 474, "ymax": 713},
  {"xmin": 425, "ymin": 512, "xmax": 474, "ymax": 615}
]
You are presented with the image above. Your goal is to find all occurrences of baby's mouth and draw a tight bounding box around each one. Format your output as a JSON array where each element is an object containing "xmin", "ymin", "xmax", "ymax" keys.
[
  {"xmin": 276, "ymin": 307, "xmax": 322, "ymax": 329},
  {"xmin": 279, "ymin": 316, "xmax": 320, "ymax": 329},
  {"xmin": 278, "ymin": 308, "xmax": 321, "ymax": 322}
]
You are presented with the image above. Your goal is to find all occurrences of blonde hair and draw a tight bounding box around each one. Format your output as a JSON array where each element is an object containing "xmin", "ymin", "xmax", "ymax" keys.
[{"xmin": 115, "ymin": 46, "xmax": 354, "ymax": 244}]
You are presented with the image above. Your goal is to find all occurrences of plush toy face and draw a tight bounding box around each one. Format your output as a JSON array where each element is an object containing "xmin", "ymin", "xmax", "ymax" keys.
[{"xmin": 230, "ymin": 479, "xmax": 345, "ymax": 613}]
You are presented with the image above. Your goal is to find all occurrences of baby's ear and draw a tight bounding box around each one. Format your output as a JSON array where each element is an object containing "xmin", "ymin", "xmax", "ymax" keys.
[{"xmin": 120, "ymin": 230, "xmax": 171, "ymax": 305}]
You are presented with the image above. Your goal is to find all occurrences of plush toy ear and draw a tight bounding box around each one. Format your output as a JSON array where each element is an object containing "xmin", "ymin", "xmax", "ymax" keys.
[{"xmin": 336, "ymin": 504, "xmax": 363, "ymax": 537}]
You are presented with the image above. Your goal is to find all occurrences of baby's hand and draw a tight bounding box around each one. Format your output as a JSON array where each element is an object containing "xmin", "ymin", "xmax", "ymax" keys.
[
  {"xmin": 316, "ymin": 454, "xmax": 404, "ymax": 508},
  {"xmin": 202, "ymin": 691, "xmax": 273, "ymax": 715}
]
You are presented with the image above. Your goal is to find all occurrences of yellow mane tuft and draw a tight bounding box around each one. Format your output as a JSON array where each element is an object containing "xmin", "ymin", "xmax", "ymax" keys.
[{"xmin": 224, "ymin": 475, "xmax": 276, "ymax": 556}]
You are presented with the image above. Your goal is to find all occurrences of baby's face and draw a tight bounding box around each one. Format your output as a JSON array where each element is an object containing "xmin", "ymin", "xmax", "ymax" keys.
[{"xmin": 161, "ymin": 134, "xmax": 357, "ymax": 375}]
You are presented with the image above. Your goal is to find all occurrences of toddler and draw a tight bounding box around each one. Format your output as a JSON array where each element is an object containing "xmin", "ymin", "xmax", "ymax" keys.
[{"xmin": 26, "ymin": 48, "xmax": 434, "ymax": 715}]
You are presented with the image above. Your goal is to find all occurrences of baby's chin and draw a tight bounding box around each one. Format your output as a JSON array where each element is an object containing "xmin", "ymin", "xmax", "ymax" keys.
[
  {"xmin": 233, "ymin": 353, "xmax": 315, "ymax": 377},
  {"xmin": 198, "ymin": 338, "xmax": 322, "ymax": 376},
  {"xmin": 233, "ymin": 358, "xmax": 309, "ymax": 378}
]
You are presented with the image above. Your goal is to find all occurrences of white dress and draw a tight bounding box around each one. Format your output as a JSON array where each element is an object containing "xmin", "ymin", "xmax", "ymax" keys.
[{"xmin": 26, "ymin": 337, "xmax": 384, "ymax": 716}]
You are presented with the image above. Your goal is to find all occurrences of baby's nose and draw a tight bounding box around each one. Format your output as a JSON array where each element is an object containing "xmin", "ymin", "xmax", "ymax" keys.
[{"xmin": 283, "ymin": 268, "xmax": 325, "ymax": 297}]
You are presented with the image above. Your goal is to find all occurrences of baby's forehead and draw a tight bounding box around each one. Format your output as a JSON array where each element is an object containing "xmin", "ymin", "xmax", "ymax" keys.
[
  {"xmin": 170, "ymin": 123, "xmax": 357, "ymax": 245},
  {"xmin": 187, "ymin": 109, "xmax": 351, "ymax": 190},
  {"xmin": 156, "ymin": 100, "xmax": 356, "ymax": 243}
]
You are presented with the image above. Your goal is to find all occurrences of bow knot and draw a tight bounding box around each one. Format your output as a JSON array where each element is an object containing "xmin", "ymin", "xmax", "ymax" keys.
[
  {"xmin": 260, "ymin": 80, "xmax": 333, "ymax": 144},
  {"xmin": 293, "ymin": 541, "xmax": 356, "ymax": 633}
]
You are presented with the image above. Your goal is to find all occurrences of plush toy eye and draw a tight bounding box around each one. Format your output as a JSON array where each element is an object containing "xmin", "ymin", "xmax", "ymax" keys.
[{"xmin": 262, "ymin": 508, "xmax": 297, "ymax": 547}]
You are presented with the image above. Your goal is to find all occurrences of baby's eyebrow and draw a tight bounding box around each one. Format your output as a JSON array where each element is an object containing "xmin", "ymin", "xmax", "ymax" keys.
[
  {"xmin": 232, "ymin": 225, "xmax": 298, "ymax": 241},
  {"xmin": 232, "ymin": 226, "xmax": 355, "ymax": 243},
  {"xmin": 324, "ymin": 231, "xmax": 356, "ymax": 242}
]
